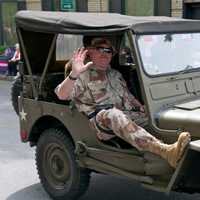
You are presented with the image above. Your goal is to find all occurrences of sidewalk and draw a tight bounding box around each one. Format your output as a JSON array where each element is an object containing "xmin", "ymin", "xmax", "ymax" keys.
[{"xmin": 0, "ymin": 74, "xmax": 15, "ymax": 81}]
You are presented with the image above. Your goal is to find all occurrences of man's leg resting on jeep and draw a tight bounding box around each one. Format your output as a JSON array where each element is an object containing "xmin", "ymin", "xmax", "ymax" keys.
[{"xmin": 95, "ymin": 107, "xmax": 191, "ymax": 168}]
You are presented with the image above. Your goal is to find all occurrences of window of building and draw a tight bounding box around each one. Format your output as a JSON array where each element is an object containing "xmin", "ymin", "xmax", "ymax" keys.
[
  {"xmin": 42, "ymin": 0, "xmax": 60, "ymax": 11},
  {"xmin": 26, "ymin": 0, "xmax": 41, "ymax": 10},
  {"xmin": 125, "ymin": 0, "xmax": 154, "ymax": 16},
  {"xmin": 52, "ymin": 0, "xmax": 60, "ymax": 11},
  {"xmin": 88, "ymin": 0, "xmax": 109, "ymax": 12}
]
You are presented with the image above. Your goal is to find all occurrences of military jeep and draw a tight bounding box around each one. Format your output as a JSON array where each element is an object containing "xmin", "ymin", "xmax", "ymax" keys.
[{"xmin": 14, "ymin": 10, "xmax": 200, "ymax": 200}]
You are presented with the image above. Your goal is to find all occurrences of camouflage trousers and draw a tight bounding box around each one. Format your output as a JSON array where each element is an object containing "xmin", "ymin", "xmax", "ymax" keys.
[{"xmin": 90, "ymin": 107, "xmax": 159, "ymax": 151}]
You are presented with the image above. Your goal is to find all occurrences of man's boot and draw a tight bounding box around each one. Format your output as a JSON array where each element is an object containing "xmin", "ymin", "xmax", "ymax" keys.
[{"xmin": 146, "ymin": 132, "xmax": 191, "ymax": 168}]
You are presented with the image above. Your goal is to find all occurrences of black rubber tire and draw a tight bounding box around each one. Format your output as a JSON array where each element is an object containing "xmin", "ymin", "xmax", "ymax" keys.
[
  {"xmin": 36, "ymin": 128, "xmax": 90, "ymax": 200},
  {"xmin": 11, "ymin": 76, "xmax": 22, "ymax": 115}
]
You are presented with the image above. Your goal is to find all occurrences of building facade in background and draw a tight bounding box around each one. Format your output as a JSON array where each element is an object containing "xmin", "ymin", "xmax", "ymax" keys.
[
  {"xmin": 171, "ymin": 0, "xmax": 183, "ymax": 17},
  {"xmin": 183, "ymin": 0, "xmax": 200, "ymax": 19},
  {"xmin": 0, "ymin": 0, "xmax": 185, "ymax": 46}
]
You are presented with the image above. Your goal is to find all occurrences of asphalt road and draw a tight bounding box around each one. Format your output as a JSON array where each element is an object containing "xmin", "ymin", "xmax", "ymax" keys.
[{"xmin": 0, "ymin": 79, "xmax": 200, "ymax": 200}]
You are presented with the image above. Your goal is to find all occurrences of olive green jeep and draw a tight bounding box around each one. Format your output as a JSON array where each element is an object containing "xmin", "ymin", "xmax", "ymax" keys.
[{"xmin": 13, "ymin": 10, "xmax": 200, "ymax": 200}]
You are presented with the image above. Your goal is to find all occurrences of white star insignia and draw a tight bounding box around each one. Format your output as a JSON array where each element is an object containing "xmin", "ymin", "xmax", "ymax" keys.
[{"xmin": 20, "ymin": 108, "xmax": 27, "ymax": 121}]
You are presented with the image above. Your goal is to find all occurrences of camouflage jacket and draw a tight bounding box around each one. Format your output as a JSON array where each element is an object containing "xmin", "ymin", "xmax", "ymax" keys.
[{"xmin": 70, "ymin": 66, "xmax": 142, "ymax": 117}]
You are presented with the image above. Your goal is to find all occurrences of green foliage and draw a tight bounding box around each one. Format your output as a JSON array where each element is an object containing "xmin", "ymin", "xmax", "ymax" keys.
[{"xmin": 0, "ymin": 45, "xmax": 6, "ymax": 55}]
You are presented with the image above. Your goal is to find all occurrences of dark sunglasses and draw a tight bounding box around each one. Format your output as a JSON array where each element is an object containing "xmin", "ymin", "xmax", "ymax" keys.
[{"xmin": 95, "ymin": 46, "xmax": 113, "ymax": 54}]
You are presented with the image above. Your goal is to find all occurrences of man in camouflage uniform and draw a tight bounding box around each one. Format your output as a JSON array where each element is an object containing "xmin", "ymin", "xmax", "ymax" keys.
[{"xmin": 55, "ymin": 37, "xmax": 191, "ymax": 168}]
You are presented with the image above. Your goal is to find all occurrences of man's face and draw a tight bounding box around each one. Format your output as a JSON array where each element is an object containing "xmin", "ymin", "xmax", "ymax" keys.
[{"xmin": 87, "ymin": 43, "xmax": 113, "ymax": 71}]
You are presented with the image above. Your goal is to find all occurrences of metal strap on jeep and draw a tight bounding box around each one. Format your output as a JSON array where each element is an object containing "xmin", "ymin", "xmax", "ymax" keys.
[
  {"xmin": 39, "ymin": 35, "xmax": 57, "ymax": 96},
  {"xmin": 87, "ymin": 104, "xmax": 113, "ymax": 119}
]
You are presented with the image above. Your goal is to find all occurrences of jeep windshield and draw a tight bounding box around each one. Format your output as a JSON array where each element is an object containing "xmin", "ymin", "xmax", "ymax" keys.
[{"xmin": 137, "ymin": 33, "xmax": 200, "ymax": 76}]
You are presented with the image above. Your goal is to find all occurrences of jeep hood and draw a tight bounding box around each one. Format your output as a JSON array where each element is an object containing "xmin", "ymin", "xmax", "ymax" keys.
[{"xmin": 157, "ymin": 99, "xmax": 200, "ymax": 136}]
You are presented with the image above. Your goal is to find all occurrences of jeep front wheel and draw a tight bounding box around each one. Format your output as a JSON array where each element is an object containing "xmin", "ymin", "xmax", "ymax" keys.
[{"xmin": 36, "ymin": 128, "xmax": 90, "ymax": 200}]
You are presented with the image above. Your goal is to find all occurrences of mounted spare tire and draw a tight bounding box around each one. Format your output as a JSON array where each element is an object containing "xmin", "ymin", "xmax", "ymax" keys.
[{"xmin": 11, "ymin": 75, "xmax": 23, "ymax": 115}]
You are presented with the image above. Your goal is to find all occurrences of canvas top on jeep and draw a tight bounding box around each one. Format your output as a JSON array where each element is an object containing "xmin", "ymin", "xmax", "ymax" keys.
[{"xmin": 15, "ymin": 10, "xmax": 200, "ymax": 34}]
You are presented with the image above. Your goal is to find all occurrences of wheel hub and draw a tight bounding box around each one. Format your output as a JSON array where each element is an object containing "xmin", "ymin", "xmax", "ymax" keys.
[{"xmin": 45, "ymin": 144, "xmax": 71, "ymax": 188}]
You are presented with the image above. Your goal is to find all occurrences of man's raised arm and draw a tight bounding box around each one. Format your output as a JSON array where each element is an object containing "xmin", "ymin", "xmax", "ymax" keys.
[{"xmin": 55, "ymin": 47, "xmax": 93, "ymax": 100}]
